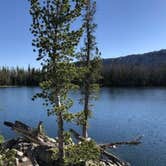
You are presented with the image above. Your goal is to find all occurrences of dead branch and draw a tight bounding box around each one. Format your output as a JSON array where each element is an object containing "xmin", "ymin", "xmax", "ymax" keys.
[
  {"xmin": 4, "ymin": 121, "xmax": 57, "ymax": 147},
  {"xmin": 100, "ymin": 136, "xmax": 143, "ymax": 149}
]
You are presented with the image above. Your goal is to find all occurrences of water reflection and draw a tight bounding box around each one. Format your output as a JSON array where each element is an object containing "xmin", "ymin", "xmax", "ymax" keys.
[{"xmin": 0, "ymin": 87, "xmax": 166, "ymax": 166}]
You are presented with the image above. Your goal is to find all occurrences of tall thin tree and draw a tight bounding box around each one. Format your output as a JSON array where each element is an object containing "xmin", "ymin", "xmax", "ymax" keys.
[
  {"xmin": 28, "ymin": 0, "xmax": 84, "ymax": 164},
  {"xmin": 77, "ymin": 0, "xmax": 101, "ymax": 138}
]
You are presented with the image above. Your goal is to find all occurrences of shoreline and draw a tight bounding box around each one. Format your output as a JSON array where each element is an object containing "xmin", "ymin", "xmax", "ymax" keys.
[
  {"xmin": 0, "ymin": 85, "xmax": 38, "ymax": 88},
  {"xmin": 0, "ymin": 85, "xmax": 166, "ymax": 88},
  {"xmin": 0, "ymin": 85, "xmax": 18, "ymax": 88}
]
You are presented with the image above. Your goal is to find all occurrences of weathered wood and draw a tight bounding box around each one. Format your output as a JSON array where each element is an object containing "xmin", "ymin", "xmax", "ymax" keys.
[
  {"xmin": 4, "ymin": 121, "xmax": 57, "ymax": 147},
  {"xmin": 37, "ymin": 121, "xmax": 43, "ymax": 135},
  {"xmin": 100, "ymin": 136, "xmax": 143, "ymax": 149}
]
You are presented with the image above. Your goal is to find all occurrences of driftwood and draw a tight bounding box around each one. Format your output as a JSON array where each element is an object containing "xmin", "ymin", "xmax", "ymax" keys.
[
  {"xmin": 70, "ymin": 129, "xmax": 131, "ymax": 166},
  {"xmin": 100, "ymin": 136, "xmax": 143, "ymax": 149},
  {"xmin": 3, "ymin": 121, "xmax": 59, "ymax": 165},
  {"xmin": 4, "ymin": 121, "xmax": 56, "ymax": 147}
]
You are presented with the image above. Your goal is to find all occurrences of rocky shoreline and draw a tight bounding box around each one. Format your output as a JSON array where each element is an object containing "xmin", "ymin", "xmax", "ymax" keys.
[
  {"xmin": 0, "ymin": 121, "xmax": 132, "ymax": 166},
  {"xmin": 1, "ymin": 137, "xmax": 130, "ymax": 166}
]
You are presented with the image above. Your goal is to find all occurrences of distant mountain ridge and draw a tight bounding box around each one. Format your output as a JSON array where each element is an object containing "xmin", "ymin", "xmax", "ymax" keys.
[
  {"xmin": 103, "ymin": 49, "xmax": 166, "ymax": 67},
  {"xmin": 101, "ymin": 49, "xmax": 166, "ymax": 86}
]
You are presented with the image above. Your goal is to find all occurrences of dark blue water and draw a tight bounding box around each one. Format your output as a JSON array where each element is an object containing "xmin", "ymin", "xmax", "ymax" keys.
[{"xmin": 0, "ymin": 87, "xmax": 166, "ymax": 166}]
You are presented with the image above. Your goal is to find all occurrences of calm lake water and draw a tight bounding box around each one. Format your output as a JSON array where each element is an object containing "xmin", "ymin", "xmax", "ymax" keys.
[{"xmin": 0, "ymin": 87, "xmax": 166, "ymax": 166}]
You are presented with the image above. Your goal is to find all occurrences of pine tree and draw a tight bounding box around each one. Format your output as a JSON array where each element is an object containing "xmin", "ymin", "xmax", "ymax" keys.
[
  {"xmin": 28, "ymin": 0, "xmax": 84, "ymax": 164},
  {"xmin": 77, "ymin": 0, "xmax": 101, "ymax": 138}
]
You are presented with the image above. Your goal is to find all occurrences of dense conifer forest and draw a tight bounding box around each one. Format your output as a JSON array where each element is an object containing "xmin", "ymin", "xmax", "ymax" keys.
[
  {"xmin": 1, "ymin": 63, "xmax": 166, "ymax": 87},
  {"xmin": 0, "ymin": 66, "xmax": 41, "ymax": 86},
  {"xmin": 1, "ymin": 50, "xmax": 166, "ymax": 87},
  {"xmin": 102, "ymin": 64, "xmax": 166, "ymax": 87}
]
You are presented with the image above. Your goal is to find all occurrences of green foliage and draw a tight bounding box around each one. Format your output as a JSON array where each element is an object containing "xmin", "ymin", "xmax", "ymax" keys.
[
  {"xmin": 76, "ymin": 0, "xmax": 102, "ymax": 137},
  {"xmin": 0, "ymin": 149, "xmax": 16, "ymax": 166},
  {"xmin": 64, "ymin": 140, "xmax": 100, "ymax": 165},
  {"xmin": 74, "ymin": 110, "xmax": 92, "ymax": 126},
  {"xmin": 63, "ymin": 132, "xmax": 73, "ymax": 145},
  {"xmin": 0, "ymin": 136, "xmax": 16, "ymax": 166},
  {"xmin": 29, "ymin": 0, "xmax": 85, "ymax": 116},
  {"xmin": 28, "ymin": 0, "xmax": 86, "ymax": 162},
  {"xmin": 29, "ymin": 0, "xmax": 101, "ymax": 164},
  {"xmin": 48, "ymin": 148, "xmax": 59, "ymax": 161},
  {"xmin": 1, "ymin": 63, "xmax": 166, "ymax": 87},
  {"xmin": 47, "ymin": 139, "xmax": 100, "ymax": 165},
  {"xmin": 0, "ymin": 136, "xmax": 4, "ymax": 144},
  {"xmin": 102, "ymin": 63, "xmax": 166, "ymax": 87},
  {"xmin": 0, "ymin": 140, "xmax": 16, "ymax": 166}
]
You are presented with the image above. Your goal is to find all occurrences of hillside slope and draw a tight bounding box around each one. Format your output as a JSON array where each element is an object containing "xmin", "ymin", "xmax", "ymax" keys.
[
  {"xmin": 103, "ymin": 49, "xmax": 166, "ymax": 67},
  {"xmin": 102, "ymin": 49, "xmax": 166, "ymax": 86}
]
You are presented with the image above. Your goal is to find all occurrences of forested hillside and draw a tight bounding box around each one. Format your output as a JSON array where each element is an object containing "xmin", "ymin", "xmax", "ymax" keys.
[
  {"xmin": 102, "ymin": 49, "xmax": 166, "ymax": 86},
  {"xmin": 0, "ymin": 49, "xmax": 166, "ymax": 87},
  {"xmin": 103, "ymin": 49, "xmax": 166, "ymax": 66}
]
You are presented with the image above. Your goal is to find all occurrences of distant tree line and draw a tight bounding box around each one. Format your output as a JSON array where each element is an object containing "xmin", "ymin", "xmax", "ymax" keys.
[
  {"xmin": 101, "ymin": 64, "xmax": 166, "ymax": 87},
  {"xmin": 0, "ymin": 64, "xmax": 166, "ymax": 87},
  {"xmin": 0, "ymin": 66, "xmax": 41, "ymax": 86}
]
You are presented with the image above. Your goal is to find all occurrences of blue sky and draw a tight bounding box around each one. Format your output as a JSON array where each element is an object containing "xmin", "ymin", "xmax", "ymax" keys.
[{"xmin": 0, "ymin": 0, "xmax": 166, "ymax": 67}]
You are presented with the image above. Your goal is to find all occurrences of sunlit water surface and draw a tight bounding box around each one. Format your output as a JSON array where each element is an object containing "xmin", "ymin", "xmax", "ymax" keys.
[{"xmin": 0, "ymin": 87, "xmax": 166, "ymax": 166}]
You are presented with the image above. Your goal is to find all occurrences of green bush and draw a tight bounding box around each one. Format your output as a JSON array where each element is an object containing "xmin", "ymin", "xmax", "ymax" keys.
[
  {"xmin": 64, "ymin": 140, "xmax": 100, "ymax": 165},
  {"xmin": 0, "ymin": 135, "xmax": 16, "ymax": 166},
  {"xmin": 0, "ymin": 136, "xmax": 4, "ymax": 144}
]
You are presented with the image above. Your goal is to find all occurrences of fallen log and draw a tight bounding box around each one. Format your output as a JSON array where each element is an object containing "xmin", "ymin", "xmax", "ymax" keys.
[
  {"xmin": 4, "ymin": 121, "xmax": 57, "ymax": 147},
  {"xmin": 100, "ymin": 136, "xmax": 143, "ymax": 149}
]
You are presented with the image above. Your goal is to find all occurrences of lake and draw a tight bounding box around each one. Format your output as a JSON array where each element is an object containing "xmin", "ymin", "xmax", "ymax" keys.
[{"xmin": 0, "ymin": 87, "xmax": 166, "ymax": 166}]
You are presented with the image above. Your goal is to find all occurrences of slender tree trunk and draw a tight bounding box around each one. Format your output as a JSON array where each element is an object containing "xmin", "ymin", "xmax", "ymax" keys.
[
  {"xmin": 56, "ymin": 96, "xmax": 64, "ymax": 165},
  {"xmin": 82, "ymin": 0, "xmax": 91, "ymax": 138},
  {"xmin": 54, "ymin": 4, "xmax": 64, "ymax": 163},
  {"xmin": 83, "ymin": 88, "xmax": 89, "ymax": 138}
]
